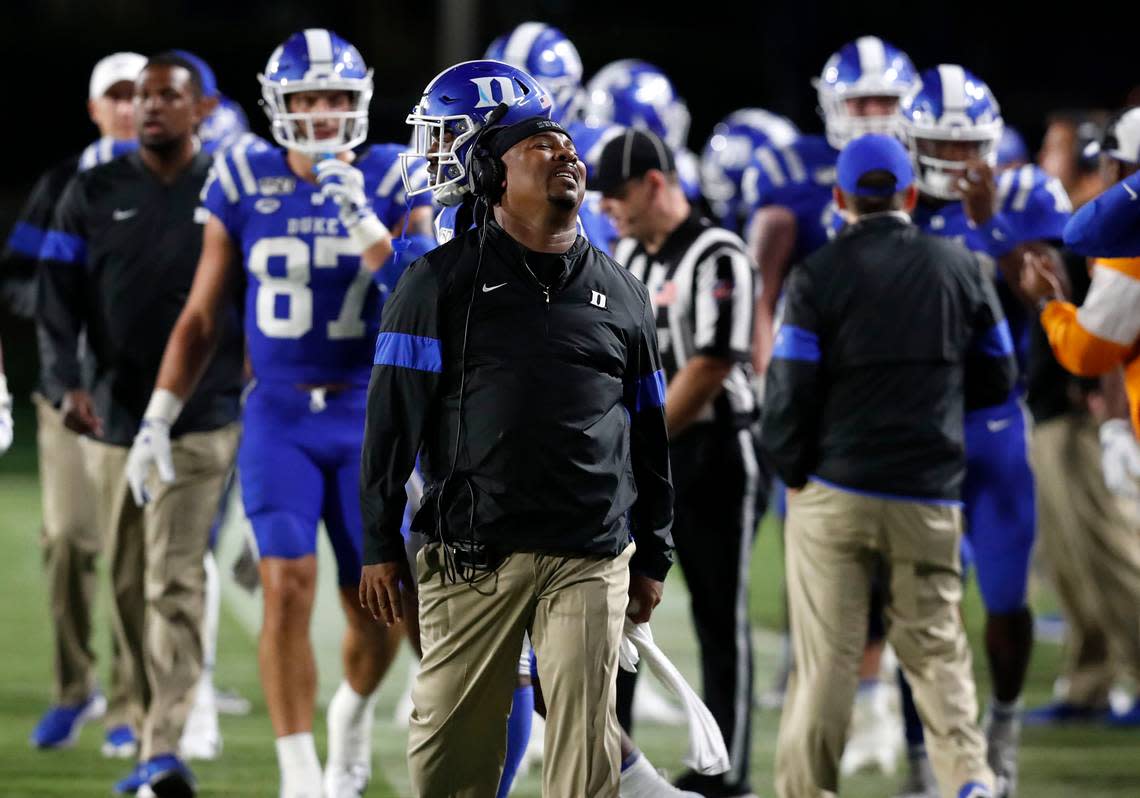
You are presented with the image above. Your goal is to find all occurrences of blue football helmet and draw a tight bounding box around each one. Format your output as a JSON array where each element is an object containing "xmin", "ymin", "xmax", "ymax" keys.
[
  {"xmin": 484, "ymin": 22, "xmax": 584, "ymax": 126},
  {"xmin": 700, "ymin": 108, "xmax": 800, "ymax": 229},
  {"xmin": 583, "ymin": 59, "xmax": 691, "ymax": 150},
  {"xmin": 997, "ymin": 126, "xmax": 1029, "ymax": 170},
  {"xmin": 815, "ymin": 36, "xmax": 917, "ymax": 149},
  {"xmin": 257, "ymin": 28, "xmax": 373, "ymax": 154},
  {"xmin": 899, "ymin": 64, "xmax": 1003, "ymax": 200},
  {"xmin": 401, "ymin": 60, "xmax": 554, "ymax": 206}
]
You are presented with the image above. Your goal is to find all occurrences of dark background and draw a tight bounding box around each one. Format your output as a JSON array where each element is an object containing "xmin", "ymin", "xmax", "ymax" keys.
[{"xmin": 1, "ymin": 0, "xmax": 1135, "ymax": 403}]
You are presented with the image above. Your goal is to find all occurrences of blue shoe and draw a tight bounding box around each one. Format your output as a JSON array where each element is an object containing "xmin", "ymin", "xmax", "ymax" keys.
[
  {"xmin": 29, "ymin": 691, "xmax": 107, "ymax": 749},
  {"xmin": 113, "ymin": 762, "xmax": 150, "ymax": 795},
  {"xmin": 137, "ymin": 754, "xmax": 196, "ymax": 798},
  {"xmin": 1107, "ymin": 701, "xmax": 1140, "ymax": 727},
  {"xmin": 103, "ymin": 725, "xmax": 139, "ymax": 759},
  {"xmin": 958, "ymin": 783, "xmax": 992, "ymax": 798},
  {"xmin": 1023, "ymin": 701, "xmax": 1109, "ymax": 726}
]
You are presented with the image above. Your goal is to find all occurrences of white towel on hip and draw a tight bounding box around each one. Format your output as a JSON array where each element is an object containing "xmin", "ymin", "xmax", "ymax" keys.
[{"xmin": 619, "ymin": 619, "xmax": 730, "ymax": 775}]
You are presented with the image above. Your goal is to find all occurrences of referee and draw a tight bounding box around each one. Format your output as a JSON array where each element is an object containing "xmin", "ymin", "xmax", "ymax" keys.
[
  {"xmin": 37, "ymin": 53, "xmax": 242, "ymax": 796},
  {"xmin": 594, "ymin": 127, "xmax": 762, "ymax": 798}
]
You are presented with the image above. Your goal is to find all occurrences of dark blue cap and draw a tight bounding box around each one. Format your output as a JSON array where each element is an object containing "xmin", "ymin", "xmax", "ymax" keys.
[
  {"xmin": 171, "ymin": 49, "xmax": 218, "ymax": 98},
  {"xmin": 836, "ymin": 134, "xmax": 914, "ymax": 197}
]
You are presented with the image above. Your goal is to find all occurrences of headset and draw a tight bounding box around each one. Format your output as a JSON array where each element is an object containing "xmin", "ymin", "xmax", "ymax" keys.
[{"xmin": 466, "ymin": 102, "xmax": 510, "ymax": 203}]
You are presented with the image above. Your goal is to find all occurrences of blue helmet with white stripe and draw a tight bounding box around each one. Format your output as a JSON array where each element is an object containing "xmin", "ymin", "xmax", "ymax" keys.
[
  {"xmin": 484, "ymin": 22, "xmax": 584, "ymax": 126},
  {"xmin": 815, "ymin": 36, "xmax": 917, "ymax": 149},
  {"xmin": 401, "ymin": 60, "xmax": 553, "ymax": 206},
  {"xmin": 257, "ymin": 29, "xmax": 373, "ymax": 154},
  {"xmin": 900, "ymin": 64, "xmax": 1004, "ymax": 200},
  {"xmin": 701, "ymin": 108, "xmax": 800, "ymax": 229},
  {"xmin": 583, "ymin": 59, "xmax": 691, "ymax": 150}
]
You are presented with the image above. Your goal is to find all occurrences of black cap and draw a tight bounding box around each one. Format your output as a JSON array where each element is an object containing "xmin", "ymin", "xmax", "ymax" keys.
[{"xmin": 588, "ymin": 128, "xmax": 676, "ymax": 195}]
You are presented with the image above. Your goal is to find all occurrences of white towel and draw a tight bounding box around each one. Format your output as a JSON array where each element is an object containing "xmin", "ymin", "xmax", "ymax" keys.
[{"xmin": 619, "ymin": 619, "xmax": 730, "ymax": 775}]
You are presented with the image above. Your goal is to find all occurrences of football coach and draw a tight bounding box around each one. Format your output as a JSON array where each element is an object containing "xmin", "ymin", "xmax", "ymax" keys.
[
  {"xmin": 358, "ymin": 112, "xmax": 674, "ymax": 797},
  {"xmin": 761, "ymin": 134, "xmax": 1015, "ymax": 798}
]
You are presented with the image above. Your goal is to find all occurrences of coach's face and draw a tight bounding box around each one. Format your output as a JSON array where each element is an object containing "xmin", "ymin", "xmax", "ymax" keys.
[
  {"xmin": 500, "ymin": 131, "xmax": 586, "ymax": 212},
  {"xmin": 136, "ymin": 65, "xmax": 202, "ymax": 152}
]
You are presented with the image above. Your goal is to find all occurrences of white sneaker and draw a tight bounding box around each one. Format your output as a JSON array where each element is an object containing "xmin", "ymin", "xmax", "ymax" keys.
[
  {"xmin": 984, "ymin": 704, "xmax": 1020, "ymax": 798},
  {"xmin": 619, "ymin": 755, "xmax": 702, "ymax": 798},
  {"xmin": 179, "ymin": 681, "xmax": 222, "ymax": 761},
  {"xmin": 323, "ymin": 763, "xmax": 369, "ymax": 798},
  {"xmin": 632, "ymin": 678, "xmax": 686, "ymax": 726},
  {"xmin": 840, "ymin": 682, "xmax": 902, "ymax": 776}
]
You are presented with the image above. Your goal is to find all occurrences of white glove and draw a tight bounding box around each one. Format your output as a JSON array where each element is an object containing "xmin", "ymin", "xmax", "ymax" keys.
[
  {"xmin": 315, "ymin": 158, "xmax": 389, "ymax": 251},
  {"xmin": 125, "ymin": 389, "xmax": 184, "ymax": 506},
  {"xmin": 0, "ymin": 375, "xmax": 12, "ymax": 456},
  {"xmin": 1099, "ymin": 418, "xmax": 1140, "ymax": 499}
]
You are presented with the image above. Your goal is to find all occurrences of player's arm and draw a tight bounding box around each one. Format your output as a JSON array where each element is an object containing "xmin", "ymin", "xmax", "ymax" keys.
[
  {"xmin": 1064, "ymin": 170, "xmax": 1140, "ymax": 258},
  {"xmin": 360, "ymin": 257, "xmax": 442, "ymax": 626},
  {"xmin": 965, "ymin": 259, "xmax": 1018, "ymax": 411},
  {"xmin": 746, "ymin": 204, "xmax": 797, "ymax": 375},
  {"xmin": 759, "ymin": 263, "xmax": 822, "ymax": 489},
  {"xmin": 125, "ymin": 216, "xmax": 237, "ymax": 504}
]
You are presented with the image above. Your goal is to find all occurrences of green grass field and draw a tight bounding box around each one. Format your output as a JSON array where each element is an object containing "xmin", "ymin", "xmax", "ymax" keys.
[{"xmin": 1, "ymin": 405, "xmax": 1137, "ymax": 797}]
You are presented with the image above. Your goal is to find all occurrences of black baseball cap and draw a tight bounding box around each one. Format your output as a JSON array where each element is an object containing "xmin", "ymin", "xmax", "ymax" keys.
[{"xmin": 588, "ymin": 128, "xmax": 676, "ymax": 195}]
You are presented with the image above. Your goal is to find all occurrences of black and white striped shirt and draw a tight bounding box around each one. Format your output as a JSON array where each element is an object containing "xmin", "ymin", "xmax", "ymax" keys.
[{"xmin": 613, "ymin": 212, "xmax": 758, "ymax": 428}]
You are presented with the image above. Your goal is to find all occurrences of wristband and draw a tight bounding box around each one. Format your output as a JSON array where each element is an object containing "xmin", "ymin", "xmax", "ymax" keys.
[
  {"xmin": 143, "ymin": 388, "xmax": 184, "ymax": 425},
  {"xmin": 0, "ymin": 374, "xmax": 9, "ymax": 406},
  {"xmin": 966, "ymin": 213, "xmax": 1018, "ymax": 258},
  {"xmin": 343, "ymin": 210, "xmax": 390, "ymax": 252}
]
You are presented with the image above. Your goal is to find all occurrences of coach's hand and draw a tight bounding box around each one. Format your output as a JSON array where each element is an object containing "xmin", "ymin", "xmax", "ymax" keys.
[
  {"xmin": 61, "ymin": 389, "xmax": 103, "ymax": 437},
  {"xmin": 360, "ymin": 560, "xmax": 414, "ymax": 626},
  {"xmin": 125, "ymin": 419, "xmax": 176, "ymax": 506},
  {"xmin": 627, "ymin": 573, "xmax": 664, "ymax": 624}
]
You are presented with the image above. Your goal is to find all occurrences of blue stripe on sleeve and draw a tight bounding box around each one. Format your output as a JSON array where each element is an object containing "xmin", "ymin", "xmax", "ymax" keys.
[
  {"xmin": 373, "ymin": 332, "xmax": 442, "ymax": 373},
  {"xmin": 6, "ymin": 222, "xmax": 46, "ymax": 258},
  {"xmin": 40, "ymin": 231, "xmax": 88, "ymax": 265},
  {"xmin": 635, "ymin": 369, "xmax": 667, "ymax": 412},
  {"xmin": 975, "ymin": 320, "xmax": 1014, "ymax": 358},
  {"xmin": 771, "ymin": 325, "xmax": 820, "ymax": 362}
]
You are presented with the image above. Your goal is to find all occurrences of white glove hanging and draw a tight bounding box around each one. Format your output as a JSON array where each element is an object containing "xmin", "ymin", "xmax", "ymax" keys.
[
  {"xmin": 126, "ymin": 388, "xmax": 183, "ymax": 505},
  {"xmin": 1099, "ymin": 418, "xmax": 1140, "ymax": 499}
]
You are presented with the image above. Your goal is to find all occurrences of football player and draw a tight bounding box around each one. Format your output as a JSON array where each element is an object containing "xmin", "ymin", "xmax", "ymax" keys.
[
  {"xmin": 742, "ymin": 35, "xmax": 917, "ymax": 376},
  {"xmin": 700, "ymin": 108, "xmax": 799, "ymax": 235},
  {"xmin": 125, "ymin": 29, "xmax": 433, "ymax": 798},
  {"xmin": 583, "ymin": 59, "xmax": 703, "ymax": 203},
  {"xmin": 897, "ymin": 64, "xmax": 1074, "ymax": 798}
]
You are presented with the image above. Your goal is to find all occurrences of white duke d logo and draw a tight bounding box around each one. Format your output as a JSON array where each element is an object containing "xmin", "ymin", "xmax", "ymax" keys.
[{"xmin": 470, "ymin": 76, "xmax": 519, "ymax": 108}]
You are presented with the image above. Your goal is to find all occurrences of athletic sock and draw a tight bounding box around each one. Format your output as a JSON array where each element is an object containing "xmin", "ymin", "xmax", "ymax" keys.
[
  {"xmin": 275, "ymin": 732, "xmax": 322, "ymax": 797},
  {"xmin": 326, "ymin": 681, "xmax": 378, "ymax": 769},
  {"xmin": 496, "ymin": 684, "xmax": 534, "ymax": 798},
  {"xmin": 899, "ymin": 666, "xmax": 926, "ymax": 748}
]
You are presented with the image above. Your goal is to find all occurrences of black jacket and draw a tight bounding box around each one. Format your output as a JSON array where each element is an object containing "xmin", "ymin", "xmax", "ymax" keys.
[
  {"xmin": 36, "ymin": 151, "xmax": 244, "ymax": 446},
  {"xmin": 760, "ymin": 213, "xmax": 1016, "ymax": 500},
  {"xmin": 361, "ymin": 220, "xmax": 675, "ymax": 581}
]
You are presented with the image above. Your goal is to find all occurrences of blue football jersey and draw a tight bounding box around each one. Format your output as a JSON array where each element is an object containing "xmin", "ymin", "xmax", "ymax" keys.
[
  {"xmin": 913, "ymin": 164, "xmax": 1072, "ymax": 385},
  {"xmin": 741, "ymin": 134, "xmax": 838, "ymax": 262},
  {"xmin": 202, "ymin": 139, "xmax": 432, "ymax": 386}
]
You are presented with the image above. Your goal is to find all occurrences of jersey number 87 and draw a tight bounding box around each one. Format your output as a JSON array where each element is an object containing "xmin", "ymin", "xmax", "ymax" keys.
[{"xmin": 247, "ymin": 236, "xmax": 372, "ymax": 339}]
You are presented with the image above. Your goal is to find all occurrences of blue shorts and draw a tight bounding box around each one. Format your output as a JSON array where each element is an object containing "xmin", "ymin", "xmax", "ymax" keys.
[
  {"xmin": 239, "ymin": 382, "xmax": 368, "ymax": 587},
  {"xmin": 961, "ymin": 398, "xmax": 1036, "ymax": 614}
]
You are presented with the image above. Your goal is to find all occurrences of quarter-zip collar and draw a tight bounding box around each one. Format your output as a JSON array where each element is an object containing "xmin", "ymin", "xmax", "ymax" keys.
[{"xmin": 482, "ymin": 218, "xmax": 588, "ymax": 298}]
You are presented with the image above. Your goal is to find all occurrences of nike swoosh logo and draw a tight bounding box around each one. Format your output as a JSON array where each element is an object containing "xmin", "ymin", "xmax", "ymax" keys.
[
  {"xmin": 112, "ymin": 208, "xmax": 138, "ymax": 221},
  {"xmin": 986, "ymin": 418, "xmax": 1012, "ymax": 433},
  {"xmin": 1125, "ymin": 182, "xmax": 1138, "ymax": 201},
  {"xmin": 482, "ymin": 282, "xmax": 507, "ymax": 293}
]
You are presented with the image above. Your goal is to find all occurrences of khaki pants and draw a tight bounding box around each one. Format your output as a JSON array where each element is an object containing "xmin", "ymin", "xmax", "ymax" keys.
[
  {"xmin": 1032, "ymin": 415, "xmax": 1140, "ymax": 703},
  {"xmin": 83, "ymin": 423, "xmax": 239, "ymax": 759},
  {"xmin": 775, "ymin": 481, "xmax": 992, "ymax": 798},
  {"xmin": 409, "ymin": 542, "xmax": 632, "ymax": 798},
  {"xmin": 34, "ymin": 393, "xmax": 110, "ymax": 709}
]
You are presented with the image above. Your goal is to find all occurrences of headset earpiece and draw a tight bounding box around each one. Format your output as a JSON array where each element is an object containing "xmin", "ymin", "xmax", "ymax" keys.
[{"xmin": 466, "ymin": 102, "xmax": 510, "ymax": 204}]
